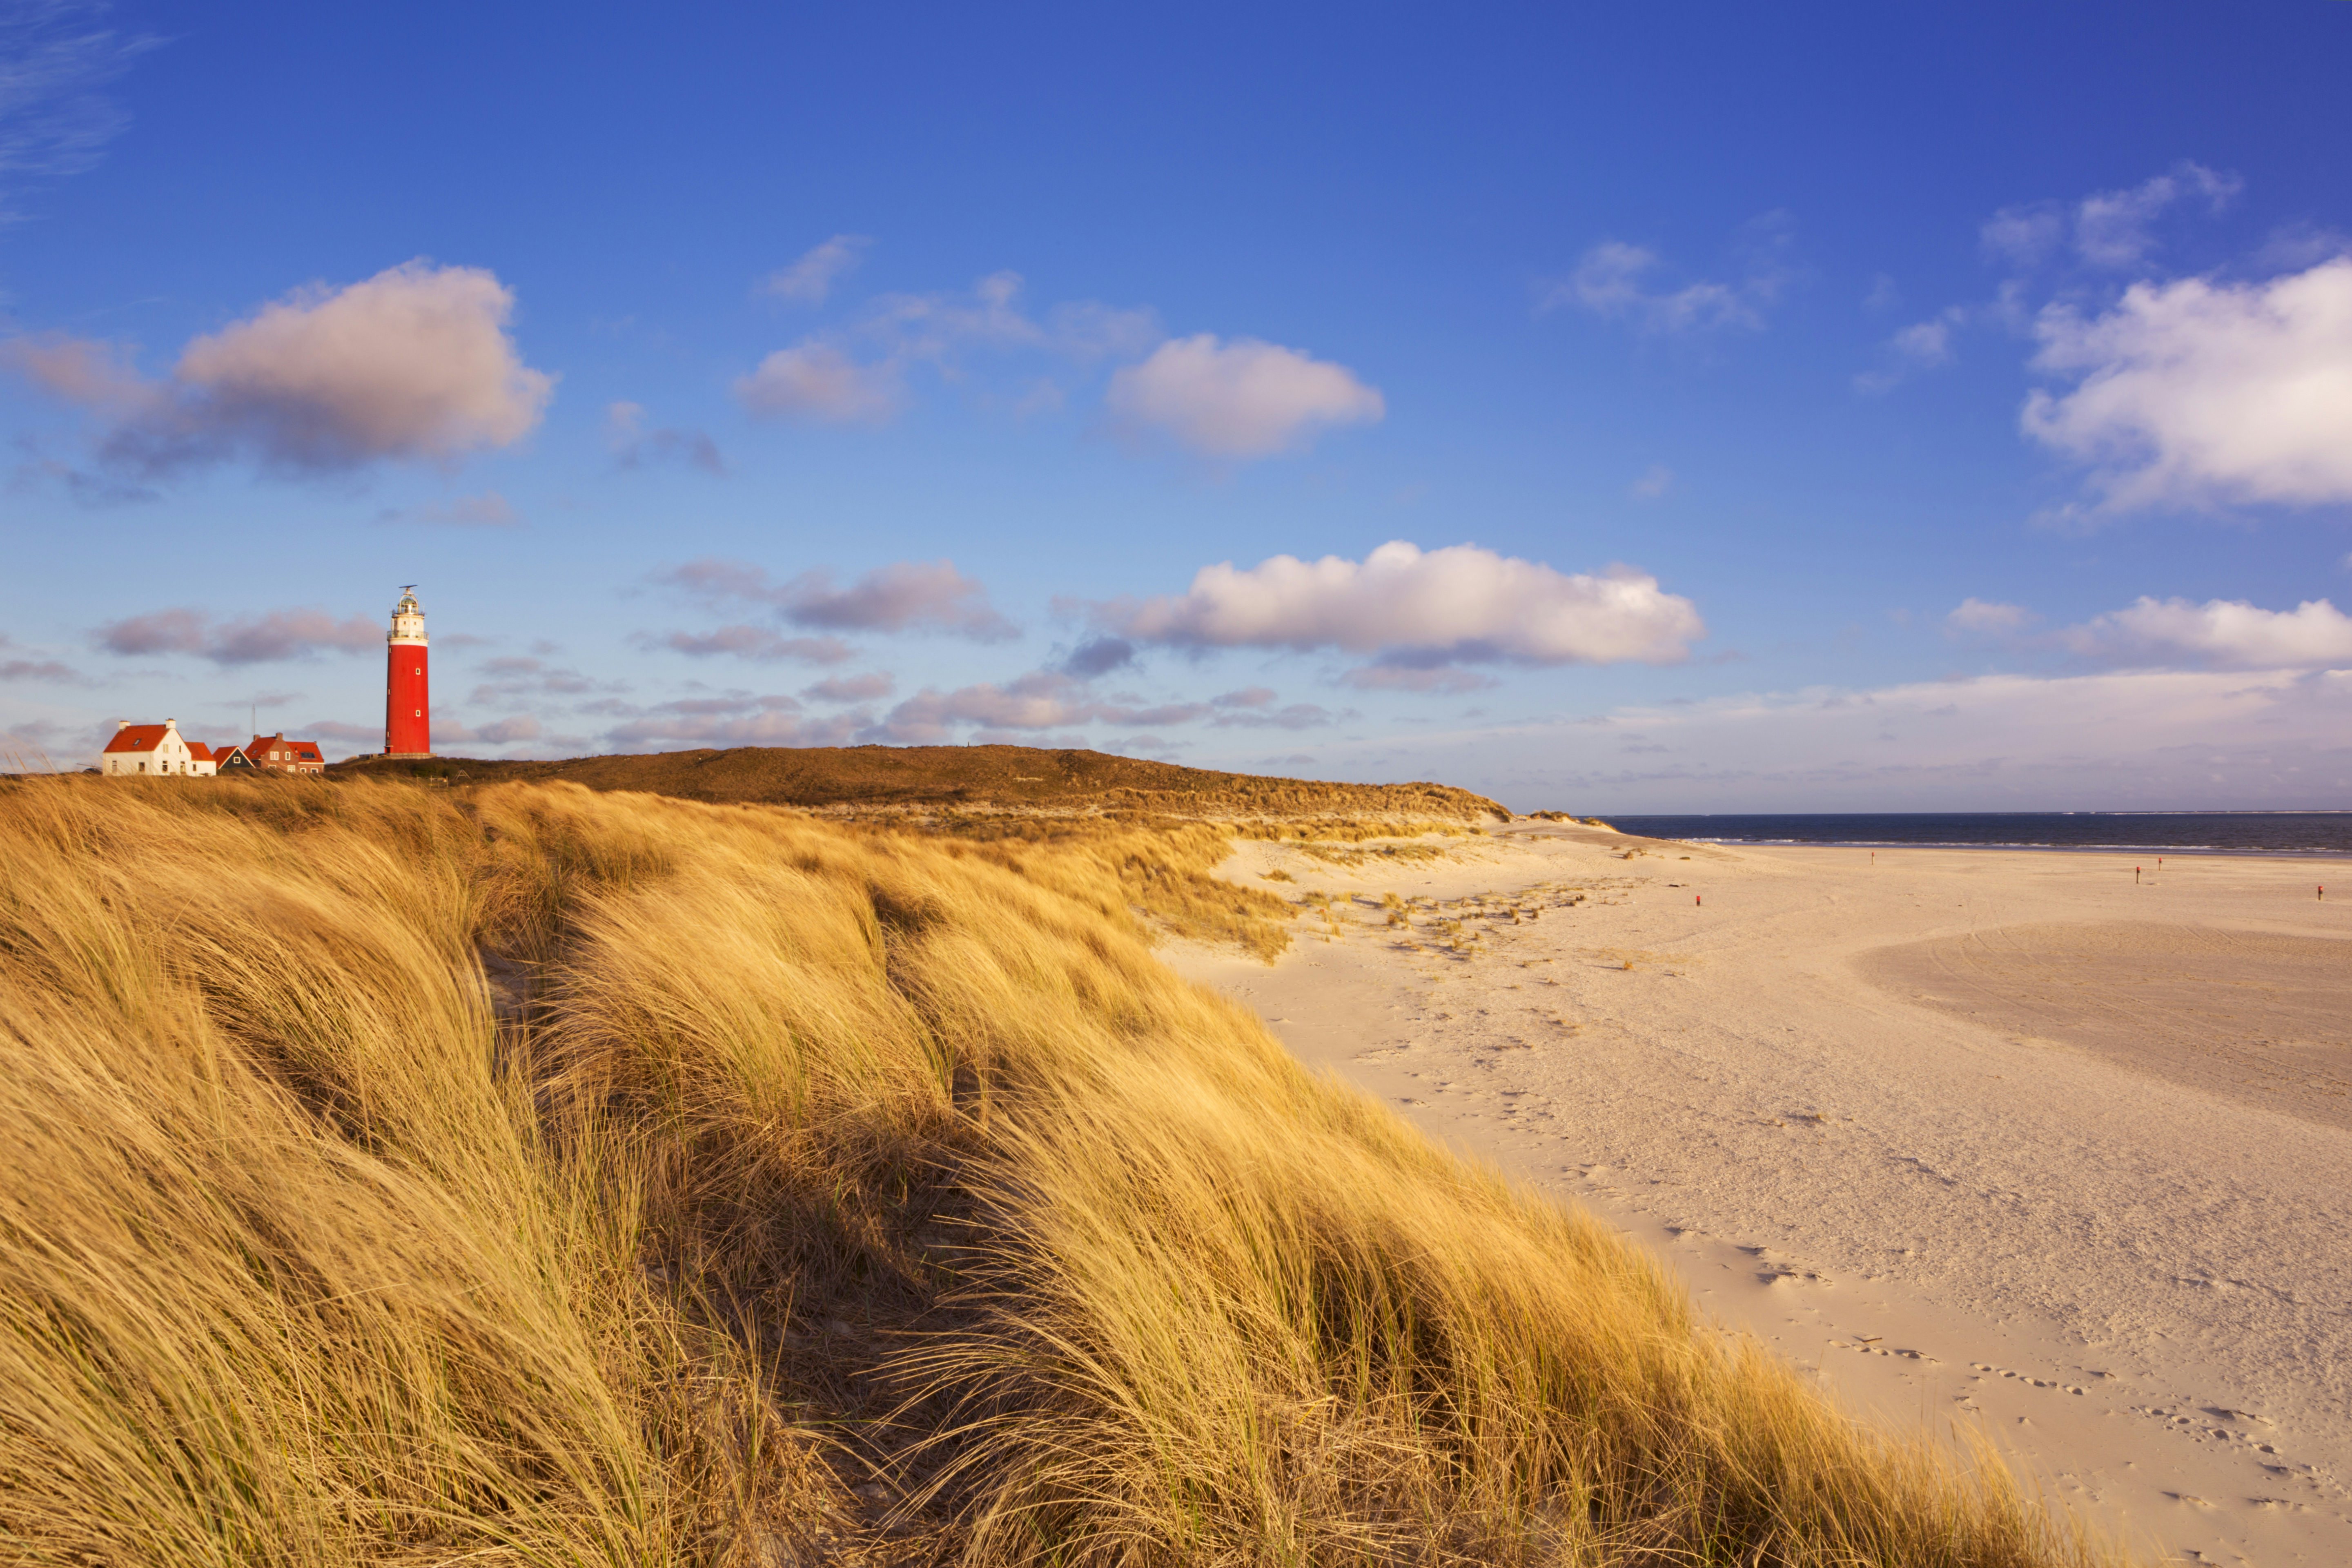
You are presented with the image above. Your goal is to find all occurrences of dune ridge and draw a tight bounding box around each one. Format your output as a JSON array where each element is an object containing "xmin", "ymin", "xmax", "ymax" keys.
[{"xmin": 0, "ymin": 775, "xmax": 2109, "ymax": 1565}]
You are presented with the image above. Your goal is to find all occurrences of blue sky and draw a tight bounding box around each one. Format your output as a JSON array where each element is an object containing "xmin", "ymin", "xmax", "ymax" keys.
[{"xmin": 4, "ymin": 0, "xmax": 2351, "ymax": 810}]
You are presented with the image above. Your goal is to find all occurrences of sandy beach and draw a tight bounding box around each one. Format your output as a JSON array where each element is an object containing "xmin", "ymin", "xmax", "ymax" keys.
[{"xmin": 1166, "ymin": 822, "xmax": 2352, "ymax": 1567}]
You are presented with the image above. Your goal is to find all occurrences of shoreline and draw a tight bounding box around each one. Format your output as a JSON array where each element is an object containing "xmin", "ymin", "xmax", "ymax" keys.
[
  {"xmin": 1166, "ymin": 824, "xmax": 2352, "ymax": 1566},
  {"xmin": 1625, "ymin": 837, "xmax": 2352, "ymax": 861}
]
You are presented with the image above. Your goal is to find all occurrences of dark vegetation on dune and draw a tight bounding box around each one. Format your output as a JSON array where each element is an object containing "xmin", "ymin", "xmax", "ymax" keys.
[{"xmin": 333, "ymin": 743, "xmax": 1510, "ymax": 821}]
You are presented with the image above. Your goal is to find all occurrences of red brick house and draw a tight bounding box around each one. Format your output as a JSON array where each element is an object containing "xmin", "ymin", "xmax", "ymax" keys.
[{"xmin": 242, "ymin": 733, "xmax": 326, "ymax": 775}]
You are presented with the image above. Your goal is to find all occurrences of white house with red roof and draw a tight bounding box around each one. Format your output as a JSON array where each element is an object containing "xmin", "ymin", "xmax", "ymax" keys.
[{"xmin": 100, "ymin": 719, "xmax": 216, "ymax": 777}]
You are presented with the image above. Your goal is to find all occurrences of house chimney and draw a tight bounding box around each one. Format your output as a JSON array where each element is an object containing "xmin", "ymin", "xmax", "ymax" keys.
[{"xmin": 117, "ymin": 719, "xmax": 130, "ymax": 730}]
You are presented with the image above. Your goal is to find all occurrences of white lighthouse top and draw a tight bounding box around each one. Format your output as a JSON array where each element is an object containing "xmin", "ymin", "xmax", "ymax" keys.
[{"xmin": 389, "ymin": 586, "xmax": 426, "ymax": 646}]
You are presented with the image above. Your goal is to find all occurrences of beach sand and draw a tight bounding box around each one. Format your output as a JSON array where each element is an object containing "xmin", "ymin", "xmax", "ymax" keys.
[{"xmin": 1164, "ymin": 822, "xmax": 2352, "ymax": 1566}]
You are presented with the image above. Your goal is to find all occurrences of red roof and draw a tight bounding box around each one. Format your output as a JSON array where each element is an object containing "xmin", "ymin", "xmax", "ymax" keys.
[
  {"xmin": 186, "ymin": 741, "xmax": 214, "ymax": 762},
  {"xmin": 245, "ymin": 735, "xmax": 325, "ymax": 764},
  {"xmin": 102, "ymin": 724, "xmax": 174, "ymax": 755}
]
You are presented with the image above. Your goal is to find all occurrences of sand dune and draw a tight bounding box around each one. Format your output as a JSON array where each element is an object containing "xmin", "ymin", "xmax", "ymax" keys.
[{"xmin": 1169, "ymin": 822, "xmax": 2352, "ymax": 1567}]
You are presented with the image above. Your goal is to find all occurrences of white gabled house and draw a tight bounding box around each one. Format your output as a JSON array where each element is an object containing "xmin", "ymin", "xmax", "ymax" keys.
[{"xmin": 100, "ymin": 719, "xmax": 216, "ymax": 777}]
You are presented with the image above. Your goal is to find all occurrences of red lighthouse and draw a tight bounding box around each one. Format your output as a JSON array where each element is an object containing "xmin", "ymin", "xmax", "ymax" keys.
[{"xmin": 384, "ymin": 586, "xmax": 431, "ymax": 758}]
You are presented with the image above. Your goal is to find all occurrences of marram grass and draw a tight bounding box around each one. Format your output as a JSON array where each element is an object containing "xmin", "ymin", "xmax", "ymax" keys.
[{"xmin": 0, "ymin": 776, "xmax": 2119, "ymax": 1566}]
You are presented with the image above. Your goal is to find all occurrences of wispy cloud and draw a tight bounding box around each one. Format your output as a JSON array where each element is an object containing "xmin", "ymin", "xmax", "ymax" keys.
[
  {"xmin": 379, "ymin": 490, "xmax": 519, "ymax": 527},
  {"xmin": 1945, "ymin": 598, "xmax": 2033, "ymax": 634},
  {"xmin": 1541, "ymin": 214, "xmax": 1797, "ymax": 335},
  {"xmin": 599, "ymin": 694, "xmax": 867, "ymax": 751},
  {"xmin": 861, "ymin": 668, "xmax": 1220, "ymax": 744},
  {"xmin": 802, "ymin": 671, "xmax": 894, "ymax": 703},
  {"xmin": 605, "ymin": 401, "xmax": 723, "ymax": 474},
  {"xmin": 638, "ymin": 626, "xmax": 855, "ymax": 665},
  {"xmin": 733, "ymin": 343, "xmax": 902, "ymax": 424},
  {"xmin": 0, "ymin": 633, "xmax": 79, "ymax": 683},
  {"xmin": 659, "ymin": 556, "xmax": 1018, "ymax": 641},
  {"xmin": 734, "ymin": 270, "xmax": 1158, "ymax": 427},
  {"xmin": 96, "ymin": 605, "xmax": 379, "ymax": 666},
  {"xmin": 1982, "ymin": 163, "xmax": 2241, "ymax": 272},
  {"xmin": 757, "ymin": 234, "xmax": 871, "ymax": 305},
  {"xmin": 0, "ymin": 0, "xmax": 159, "ymax": 220}
]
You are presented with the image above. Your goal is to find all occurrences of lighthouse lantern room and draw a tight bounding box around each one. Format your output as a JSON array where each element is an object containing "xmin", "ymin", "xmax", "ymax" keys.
[{"xmin": 384, "ymin": 586, "xmax": 431, "ymax": 758}]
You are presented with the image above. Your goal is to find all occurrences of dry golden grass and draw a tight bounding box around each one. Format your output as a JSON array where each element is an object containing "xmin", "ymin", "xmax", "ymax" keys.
[{"xmin": 0, "ymin": 776, "xmax": 2118, "ymax": 1566}]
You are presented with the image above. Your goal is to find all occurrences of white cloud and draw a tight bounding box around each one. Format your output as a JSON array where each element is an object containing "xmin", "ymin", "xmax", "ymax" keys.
[
  {"xmin": 2022, "ymin": 256, "xmax": 2352, "ymax": 510},
  {"xmin": 1092, "ymin": 540, "xmax": 1704, "ymax": 668},
  {"xmin": 1982, "ymin": 163, "xmax": 2241, "ymax": 272},
  {"xmin": 1105, "ymin": 334, "xmax": 1383, "ymax": 459},
  {"xmin": 2060, "ymin": 596, "xmax": 2352, "ymax": 669},
  {"xmin": 759, "ymin": 235, "xmax": 871, "ymax": 304},
  {"xmin": 1947, "ymin": 598, "xmax": 2032, "ymax": 633},
  {"xmin": 732, "ymin": 343, "xmax": 901, "ymax": 424},
  {"xmin": 1, "ymin": 260, "xmax": 554, "ymax": 477},
  {"xmin": 1628, "ymin": 463, "xmax": 1673, "ymax": 501}
]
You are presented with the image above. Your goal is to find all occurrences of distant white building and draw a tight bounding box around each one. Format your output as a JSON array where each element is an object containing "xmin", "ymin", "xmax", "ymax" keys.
[{"xmin": 100, "ymin": 719, "xmax": 216, "ymax": 777}]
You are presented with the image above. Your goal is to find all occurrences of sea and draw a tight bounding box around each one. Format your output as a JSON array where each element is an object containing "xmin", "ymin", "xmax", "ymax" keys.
[{"xmin": 1602, "ymin": 812, "xmax": 2352, "ymax": 858}]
